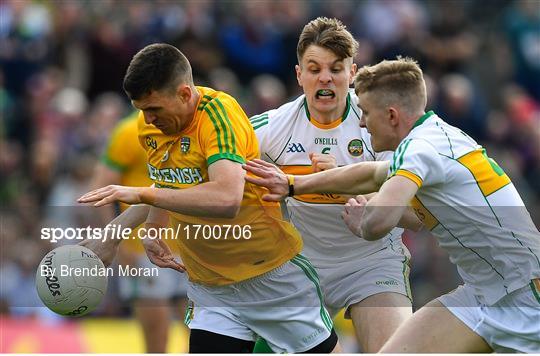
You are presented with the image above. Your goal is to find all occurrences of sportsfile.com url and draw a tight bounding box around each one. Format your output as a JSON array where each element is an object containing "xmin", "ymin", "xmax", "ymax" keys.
[{"xmin": 40, "ymin": 224, "xmax": 252, "ymax": 243}]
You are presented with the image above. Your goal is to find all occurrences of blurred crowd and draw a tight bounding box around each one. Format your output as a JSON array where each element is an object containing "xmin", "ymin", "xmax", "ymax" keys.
[{"xmin": 1, "ymin": 0, "xmax": 539, "ymax": 321}]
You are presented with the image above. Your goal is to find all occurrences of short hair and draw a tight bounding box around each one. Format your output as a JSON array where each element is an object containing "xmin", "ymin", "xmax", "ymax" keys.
[
  {"xmin": 123, "ymin": 43, "xmax": 193, "ymax": 100},
  {"xmin": 354, "ymin": 57, "xmax": 427, "ymax": 114},
  {"xmin": 297, "ymin": 17, "xmax": 359, "ymax": 63}
]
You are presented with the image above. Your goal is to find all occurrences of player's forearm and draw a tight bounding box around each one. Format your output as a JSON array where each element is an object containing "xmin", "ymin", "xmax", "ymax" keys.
[
  {"xmin": 139, "ymin": 183, "xmax": 241, "ymax": 218},
  {"xmin": 295, "ymin": 161, "xmax": 389, "ymax": 195},
  {"xmin": 107, "ymin": 204, "xmax": 150, "ymax": 245},
  {"xmin": 361, "ymin": 200, "xmax": 407, "ymax": 241},
  {"xmin": 364, "ymin": 193, "xmax": 424, "ymax": 231},
  {"xmin": 78, "ymin": 205, "xmax": 149, "ymax": 266}
]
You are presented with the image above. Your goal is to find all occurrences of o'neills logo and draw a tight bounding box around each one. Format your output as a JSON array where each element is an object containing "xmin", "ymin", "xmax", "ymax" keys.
[{"xmin": 348, "ymin": 139, "xmax": 363, "ymax": 157}]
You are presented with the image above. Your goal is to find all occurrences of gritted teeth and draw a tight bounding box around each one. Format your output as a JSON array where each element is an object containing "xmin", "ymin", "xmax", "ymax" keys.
[{"xmin": 316, "ymin": 89, "xmax": 335, "ymax": 97}]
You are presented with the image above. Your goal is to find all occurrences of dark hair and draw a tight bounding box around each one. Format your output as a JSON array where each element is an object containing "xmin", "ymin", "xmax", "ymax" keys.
[
  {"xmin": 123, "ymin": 43, "xmax": 193, "ymax": 100},
  {"xmin": 297, "ymin": 17, "xmax": 358, "ymax": 63}
]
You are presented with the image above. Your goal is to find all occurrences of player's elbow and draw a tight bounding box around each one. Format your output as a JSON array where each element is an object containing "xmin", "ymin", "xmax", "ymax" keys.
[
  {"xmin": 362, "ymin": 228, "xmax": 386, "ymax": 241},
  {"xmin": 220, "ymin": 204, "xmax": 241, "ymax": 219},
  {"xmin": 361, "ymin": 220, "xmax": 390, "ymax": 241}
]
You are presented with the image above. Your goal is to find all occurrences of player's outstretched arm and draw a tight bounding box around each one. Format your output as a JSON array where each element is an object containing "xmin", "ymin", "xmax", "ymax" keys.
[
  {"xmin": 79, "ymin": 204, "xmax": 150, "ymax": 266},
  {"xmin": 243, "ymin": 159, "xmax": 390, "ymax": 201},
  {"xmin": 78, "ymin": 159, "xmax": 245, "ymax": 219}
]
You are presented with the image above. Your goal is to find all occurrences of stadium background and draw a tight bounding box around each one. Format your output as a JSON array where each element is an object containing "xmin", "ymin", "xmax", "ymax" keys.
[{"xmin": 1, "ymin": 0, "xmax": 538, "ymax": 352}]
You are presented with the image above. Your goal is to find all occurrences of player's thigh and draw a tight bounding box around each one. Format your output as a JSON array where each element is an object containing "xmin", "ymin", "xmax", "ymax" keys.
[
  {"xmin": 380, "ymin": 299, "xmax": 492, "ymax": 353},
  {"xmin": 349, "ymin": 292, "xmax": 412, "ymax": 353},
  {"xmin": 186, "ymin": 255, "xmax": 336, "ymax": 353},
  {"xmin": 322, "ymin": 244, "xmax": 412, "ymax": 320},
  {"xmin": 244, "ymin": 255, "xmax": 336, "ymax": 353}
]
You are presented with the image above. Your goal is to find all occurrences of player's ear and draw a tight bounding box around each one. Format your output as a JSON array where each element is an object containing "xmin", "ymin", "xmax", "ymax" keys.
[
  {"xmin": 177, "ymin": 84, "xmax": 192, "ymax": 104},
  {"xmin": 388, "ymin": 107, "xmax": 400, "ymax": 127},
  {"xmin": 349, "ymin": 63, "xmax": 357, "ymax": 85},
  {"xmin": 295, "ymin": 65, "xmax": 302, "ymax": 86}
]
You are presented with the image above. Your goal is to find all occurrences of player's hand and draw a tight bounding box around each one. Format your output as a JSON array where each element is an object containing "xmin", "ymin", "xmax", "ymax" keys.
[
  {"xmin": 78, "ymin": 185, "xmax": 144, "ymax": 207},
  {"xmin": 309, "ymin": 152, "xmax": 337, "ymax": 172},
  {"xmin": 79, "ymin": 238, "xmax": 118, "ymax": 267},
  {"xmin": 242, "ymin": 159, "xmax": 288, "ymax": 202},
  {"xmin": 142, "ymin": 238, "xmax": 186, "ymax": 273},
  {"xmin": 341, "ymin": 195, "xmax": 369, "ymax": 238}
]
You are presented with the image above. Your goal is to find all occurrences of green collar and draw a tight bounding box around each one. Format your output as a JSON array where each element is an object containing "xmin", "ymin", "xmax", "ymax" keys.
[{"xmin": 412, "ymin": 110, "xmax": 435, "ymax": 129}]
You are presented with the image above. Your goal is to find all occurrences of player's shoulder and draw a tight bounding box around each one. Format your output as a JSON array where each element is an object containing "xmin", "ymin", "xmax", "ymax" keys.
[
  {"xmin": 408, "ymin": 111, "xmax": 479, "ymax": 158},
  {"xmin": 250, "ymin": 94, "xmax": 305, "ymax": 131},
  {"xmin": 196, "ymin": 86, "xmax": 241, "ymax": 112}
]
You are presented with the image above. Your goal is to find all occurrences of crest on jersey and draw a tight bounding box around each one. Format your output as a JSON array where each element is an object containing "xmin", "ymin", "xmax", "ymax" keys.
[
  {"xmin": 348, "ymin": 139, "xmax": 363, "ymax": 157},
  {"xmin": 180, "ymin": 137, "xmax": 190, "ymax": 153}
]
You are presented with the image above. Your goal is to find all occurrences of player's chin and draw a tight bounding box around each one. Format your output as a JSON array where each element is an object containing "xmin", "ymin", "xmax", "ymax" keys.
[
  {"xmin": 312, "ymin": 100, "xmax": 338, "ymax": 112},
  {"xmin": 371, "ymin": 141, "xmax": 385, "ymax": 153}
]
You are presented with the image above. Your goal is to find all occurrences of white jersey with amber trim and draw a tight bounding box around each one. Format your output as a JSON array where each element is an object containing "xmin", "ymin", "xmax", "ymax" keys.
[
  {"xmin": 253, "ymin": 91, "xmax": 406, "ymax": 268},
  {"xmin": 390, "ymin": 111, "xmax": 540, "ymax": 305}
]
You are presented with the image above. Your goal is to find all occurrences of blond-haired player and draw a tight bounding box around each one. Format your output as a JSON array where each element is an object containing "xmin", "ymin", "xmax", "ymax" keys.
[
  {"xmin": 244, "ymin": 57, "xmax": 540, "ymax": 353},
  {"xmin": 251, "ymin": 17, "xmax": 412, "ymax": 352}
]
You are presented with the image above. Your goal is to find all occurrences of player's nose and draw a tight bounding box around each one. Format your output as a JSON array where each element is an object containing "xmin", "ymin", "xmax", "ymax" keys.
[{"xmin": 318, "ymin": 69, "xmax": 332, "ymax": 83}]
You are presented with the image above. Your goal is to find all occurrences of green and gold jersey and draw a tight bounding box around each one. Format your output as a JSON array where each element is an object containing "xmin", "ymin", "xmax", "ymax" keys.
[{"xmin": 138, "ymin": 86, "xmax": 302, "ymax": 286}]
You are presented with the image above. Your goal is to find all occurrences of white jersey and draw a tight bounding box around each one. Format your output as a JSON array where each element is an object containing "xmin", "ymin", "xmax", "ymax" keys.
[
  {"xmin": 253, "ymin": 91, "xmax": 405, "ymax": 268},
  {"xmin": 390, "ymin": 111, "xmax": 540, "ymax": 305}
]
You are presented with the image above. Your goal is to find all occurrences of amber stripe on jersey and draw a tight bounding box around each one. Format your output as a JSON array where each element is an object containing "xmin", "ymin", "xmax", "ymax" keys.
[
  {"xmin": 395, "ymin": 169, "xmax": 423, "ymax": 188},
  {"xmin": 281, "ymin": 165, "xmax": 347, "ymax": 204},
  {"xmin": 457, "ymin": 149, "xmax": 511, "ymax": 197},
  {"xmin": 409, "ymin": 196, "xmax": 439, "ymax": 230}
]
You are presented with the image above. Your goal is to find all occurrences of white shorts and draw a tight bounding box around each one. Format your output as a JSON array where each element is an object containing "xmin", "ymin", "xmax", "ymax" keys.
[
  {"xmin": 316, "ymin": 245, "xmax": 412, "ymax": 318},
  {"xmin": 438, "ymin": 280, "xmax": 540, "ymax": 353},
  {"xmin": 185, "ymin": 255, "xmax": 333, "ymax": 353},
  {"xmin": 118, "ymin": 255, "xmax": 188, "ymax": 300}
]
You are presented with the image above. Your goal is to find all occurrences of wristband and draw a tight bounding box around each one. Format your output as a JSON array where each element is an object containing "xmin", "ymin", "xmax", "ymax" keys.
[{"xmin": 287, "ymin": 175, "xmax": 295, "ymax": 197}]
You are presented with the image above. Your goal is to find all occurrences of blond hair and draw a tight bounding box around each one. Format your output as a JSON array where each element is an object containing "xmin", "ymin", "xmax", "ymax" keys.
[
  {"xmin": 297, "ymin": 17, "xmax": 359, "ymax": 63},
  {"xmin": 354, "ymin": 57, "xmax": 427, "ymax": 114}
]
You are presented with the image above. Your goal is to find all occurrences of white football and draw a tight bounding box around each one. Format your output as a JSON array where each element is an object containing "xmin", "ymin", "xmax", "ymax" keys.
[{"xmin": 36, "ymin": 245, "xmax": 108, "ymax": 317}]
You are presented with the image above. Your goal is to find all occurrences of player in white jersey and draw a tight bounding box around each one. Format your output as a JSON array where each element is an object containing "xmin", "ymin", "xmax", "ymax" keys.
[
  {"xmin": 251, "ymin": 18, "xmax": 412, "ymax": 353},
  {"xmin": 244, "ymin": 57, "xmax": 540, "ymax": 353}
]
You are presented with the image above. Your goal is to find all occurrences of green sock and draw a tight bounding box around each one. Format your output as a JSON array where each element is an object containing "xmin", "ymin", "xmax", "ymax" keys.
[{"xmin": 253, "ymin": 337, "xmax": 274, "ymax": 353}]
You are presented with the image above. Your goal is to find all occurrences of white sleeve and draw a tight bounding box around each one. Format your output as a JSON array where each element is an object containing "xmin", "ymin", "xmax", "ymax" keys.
[
  {"xmin": 250, "ymin": 112, "xmax": 273, "ymax": 163},
  {"xmin": 388, "ymin": 138, "xmax": 445, "ymax": 188}
]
